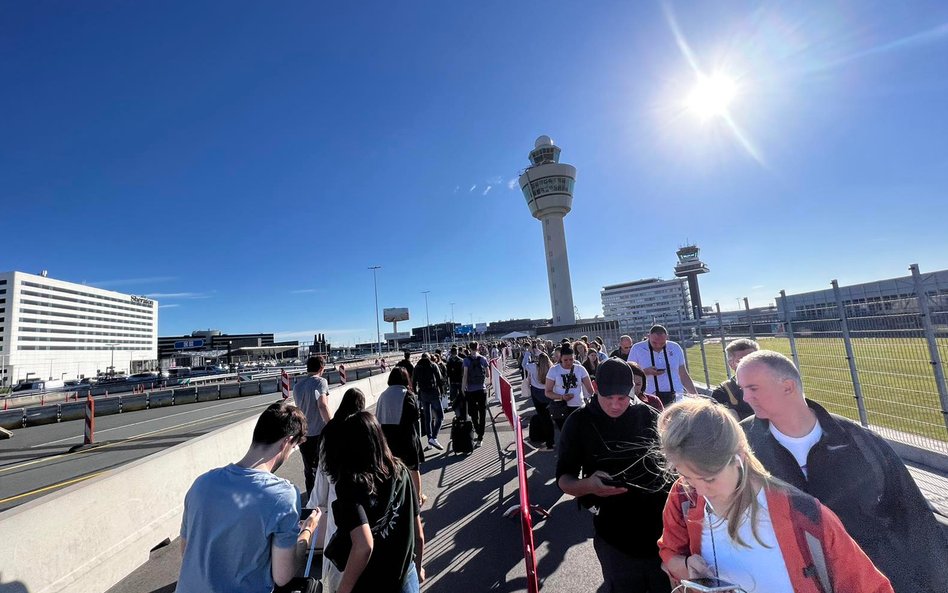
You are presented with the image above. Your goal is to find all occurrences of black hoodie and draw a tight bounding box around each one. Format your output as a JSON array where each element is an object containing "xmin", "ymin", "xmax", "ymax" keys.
[{"xmin": 555, "ymin": 398, "xmax": 669, "ymax": 558}]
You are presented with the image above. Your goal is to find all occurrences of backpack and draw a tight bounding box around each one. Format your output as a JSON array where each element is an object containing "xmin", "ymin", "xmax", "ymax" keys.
[
  {"xmin": 674, "ymin": 485, "xmax": 834, "ymax": 593},
  {"xmin": 467, "ymin": 355, "xmax": 486, "ymax": 388},
  {"xmin": 446, "ymin": 355, "xmax": 464, "ymax": 383},
  {"xmin": 528, "ymin": 413, "xmax": 554, "ymax": 446}
]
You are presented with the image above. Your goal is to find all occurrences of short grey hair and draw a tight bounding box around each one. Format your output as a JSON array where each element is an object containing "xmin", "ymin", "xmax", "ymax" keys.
[
  {"xmin": 619, "ymin": 334, "xmax": 632, "ymax": 344},
  {"xmin": 736, "ymin": 350, "xmax": 802, "ymax": 392},
  {"xmin": 726, "ymin": 338, "xmax": 760, "ymax": 359}
]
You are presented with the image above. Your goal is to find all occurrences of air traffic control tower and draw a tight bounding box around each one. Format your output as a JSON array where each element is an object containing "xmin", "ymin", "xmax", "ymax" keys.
[
  {"xmin": 519, "ymin": 136, "xmax": 577, "ymax": 325},
  {"xmin": 674, "ymin": 244, "xmax": 709, "ymax": 319}
]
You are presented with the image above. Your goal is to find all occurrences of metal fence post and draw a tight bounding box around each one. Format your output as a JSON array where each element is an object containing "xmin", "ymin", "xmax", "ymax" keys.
[
  {"xmin": 743, "ymin": 297, "xmax": 755, "ymax": 340},
  {"xmin": 832, "ymin": 279, "xmax": 869, "ymax": 427},
  {"xmin": 910, "ymin": 263, "xmax": 948, "ymax": 434},
  {"xmin": 780, "ymin": 290, "xmax": 802, "ymax": 376},
  {"xmin": 698, "ymin": 321, "xmax": 711, "ymax": 387},
  {"xmin": 677, "ymin": 310, "xmax": 689, "ymax": 368},
  {"xmin": 716, "ymin": 303, "xmax": 730, "ymax": 379}
]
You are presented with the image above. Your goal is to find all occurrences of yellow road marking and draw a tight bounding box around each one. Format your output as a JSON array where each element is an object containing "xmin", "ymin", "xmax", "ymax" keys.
[
  {"xmin": 0, "ymin": 470, "xmax": 108, "ymax": 506},
  {"xmin": 0, "ymin": 404, "xmax": 265, "ymax": 475}
]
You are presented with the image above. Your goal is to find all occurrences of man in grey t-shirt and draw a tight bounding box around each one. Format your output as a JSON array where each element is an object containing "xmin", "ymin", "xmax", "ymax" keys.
[{"xmin": 293, "ymin": 355, "xmax": 331, "ymax": 497}]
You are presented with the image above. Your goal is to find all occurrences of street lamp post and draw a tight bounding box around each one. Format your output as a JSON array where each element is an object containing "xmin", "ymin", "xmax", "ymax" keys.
[
  {"xmin": 450, "ymin": 302, "xmax": 456, "ymax": 345},
  {"xmin": 369, "ymin": 266, "xmax": 382, "ymax": 360},
  {"xmin": 422, "ymin": 290, "xmax": 431, "ymax": 350}
]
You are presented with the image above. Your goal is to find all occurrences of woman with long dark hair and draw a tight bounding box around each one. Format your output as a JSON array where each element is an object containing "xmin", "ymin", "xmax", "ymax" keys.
[
  {"xmin": 310, "ymin": 388, "xmax": 367, "ymax": 593},
  {"xmin": 321, "ymin": 411, "xmax": 425, "ymax": 593}
]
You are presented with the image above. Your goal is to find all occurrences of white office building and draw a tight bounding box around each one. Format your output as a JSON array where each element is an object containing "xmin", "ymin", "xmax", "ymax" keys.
[
  {"xmin": 601, "ymin": 278, "xmax": 692, "ymax": 335},
  {"xmin": 0, "ymin": 271, "xmax": 158, "ymax": 387}
]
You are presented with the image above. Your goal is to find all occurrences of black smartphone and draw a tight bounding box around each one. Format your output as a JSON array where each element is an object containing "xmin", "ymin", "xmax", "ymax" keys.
[
  {"xmin": 600, "ymin": 476, "xmax": 630, "ymax": 488},
  {"xmin": 300, "ymin": 507, "xmax": 315, "ymax": 521},
  {"xmin": 680, "ymin": 577, "xmax": 738, "ymax": 591}
]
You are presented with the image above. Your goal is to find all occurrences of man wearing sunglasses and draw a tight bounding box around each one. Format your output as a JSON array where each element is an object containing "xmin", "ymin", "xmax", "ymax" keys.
[{"xmin": 178, "ymin": 401, "xmax": 321, "ymax": 593}]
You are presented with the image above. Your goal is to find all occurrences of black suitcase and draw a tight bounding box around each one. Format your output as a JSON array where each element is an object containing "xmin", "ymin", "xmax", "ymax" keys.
[
  {"xmin": 451, "ymin": 416, "xmax": 475, "ymax": 454},
  {"xmin": 528, "ymin": 413, "xmax": 553, "ymax": 446}
]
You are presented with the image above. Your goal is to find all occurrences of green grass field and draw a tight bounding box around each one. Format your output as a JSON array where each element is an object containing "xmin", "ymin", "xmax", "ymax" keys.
[{"xmin": 686, "ymin": 336, "xmax": 948, "ymax": 445}]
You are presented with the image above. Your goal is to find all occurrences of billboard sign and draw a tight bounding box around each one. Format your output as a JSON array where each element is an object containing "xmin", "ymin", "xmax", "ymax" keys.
[
  {"xmin": 456, "ymin": 324, "xmax": 474, "ymax": 335},
  {"xmin": 384, "ymin": 332, "xmax": 411, "ymax": 340},
  {"xmin": 383, "ymin": 308, "xmax": 410, "ymax": 322},
  {"xmin": 475, "ymin": 323, "xmax": 488, "ymax": 334}
]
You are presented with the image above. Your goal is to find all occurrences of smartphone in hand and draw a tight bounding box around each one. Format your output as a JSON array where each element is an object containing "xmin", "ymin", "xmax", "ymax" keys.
[{"xmin": 681, "ymin": 577, "xmax": 738, "ymax": 592}]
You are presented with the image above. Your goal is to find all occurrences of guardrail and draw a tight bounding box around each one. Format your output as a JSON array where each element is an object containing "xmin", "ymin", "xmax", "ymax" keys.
[{"xmin": 0, "ymin": 367, "xmax": 384, "ymax": 432}]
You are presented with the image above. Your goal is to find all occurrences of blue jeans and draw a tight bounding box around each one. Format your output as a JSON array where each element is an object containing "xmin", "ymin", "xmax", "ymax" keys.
[
  {"xmin": 419, "ymin": 393, "xmax": 444, "ymax": 440},
  {"xmin": 400, "ymin": 566, "xmax": 420, "ymax": 593}
]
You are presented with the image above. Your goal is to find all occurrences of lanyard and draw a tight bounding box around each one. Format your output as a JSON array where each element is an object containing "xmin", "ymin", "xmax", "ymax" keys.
[{"xmin": 648, "ymin": 345, "xmax": 673, "ymax": 393}]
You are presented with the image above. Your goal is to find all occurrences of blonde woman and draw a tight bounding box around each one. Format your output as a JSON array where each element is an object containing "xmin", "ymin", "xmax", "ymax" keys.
[
  {"xmin": 657, "ymin": 399, "xmax": 893, "ymax": 593},
  {"xmin": 525, "ymin": 351, "xmax": 555, "ymax": 450}
]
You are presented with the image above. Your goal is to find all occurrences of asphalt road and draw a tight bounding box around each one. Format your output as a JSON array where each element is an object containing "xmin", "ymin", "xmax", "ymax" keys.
[{"xmin": 0, "ymin": 391, "xmax": 290, "ymax": 512}]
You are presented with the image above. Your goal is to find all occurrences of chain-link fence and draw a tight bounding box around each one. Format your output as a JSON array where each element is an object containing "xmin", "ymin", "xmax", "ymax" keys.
[{"xmin": 657, "ymin": 266, "xmax": 948, "ymax": 455}]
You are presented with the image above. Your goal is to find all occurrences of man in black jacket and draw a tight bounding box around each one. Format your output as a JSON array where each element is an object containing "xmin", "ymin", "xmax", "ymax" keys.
[
  {"xmin": 709, "ymin": 338, "xmax": 758, "ymax": 420},
  {"xmin": 556, "ymin": 358, "xmax": 670, "ymax": 593},
  {"xmin": 737, "ymin": 350, "xmax": 948, "ymax": 593}
]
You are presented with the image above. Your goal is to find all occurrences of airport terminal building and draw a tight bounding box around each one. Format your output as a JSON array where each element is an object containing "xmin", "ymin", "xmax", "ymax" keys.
[
  {"xmin": 601, "ymin": 277, "xmax": 692, "ymax": 335},
  {"xmin": 0, "ymin": 271, "xmax": 159, "ymax": 387}
]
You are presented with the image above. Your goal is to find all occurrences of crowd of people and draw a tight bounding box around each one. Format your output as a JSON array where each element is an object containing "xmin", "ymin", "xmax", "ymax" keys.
[{"xmin": 174, "ymin": 329, "xmax": 948, "ymax": 593}]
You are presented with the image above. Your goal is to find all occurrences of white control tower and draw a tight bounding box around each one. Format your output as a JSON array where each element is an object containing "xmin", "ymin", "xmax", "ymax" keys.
[{"xmin": 518, "ymin": 136, "xmax": 577, "ymax": 325}]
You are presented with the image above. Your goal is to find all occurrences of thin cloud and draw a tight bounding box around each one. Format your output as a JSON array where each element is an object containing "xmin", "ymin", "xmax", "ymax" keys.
[
  {"xmin": 290, "ymin": 289, "xmax": 324, "ymax": 294},
  {"xmin": 751, "ymin": 285, "xmax": 765, "ymax": 290},
  {"xmin": 89, "ymin": 276, "xmax": 177, "ymax": 287},
  {"xmin": 145, "ymin": 292, "xmax": 210, "ymax": 299},
  {"xmin": 158, "ymin": 304, "xmax": 180, "ymax": 309},
  {"xmin": 482, "ymin": 185, "xmax": 493, "ymax": 195},
  {"xmin": 507, "ymin": 177, "xmax": 519, "ymax": 190},
  {"xmin": 487, "ymin": 175, "xmax": 503, "ymax": 184}
]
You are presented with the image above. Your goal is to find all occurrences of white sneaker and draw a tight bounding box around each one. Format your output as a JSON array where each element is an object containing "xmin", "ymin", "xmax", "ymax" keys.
[{"xmin": 428, "ymin": 438, "xmax": 444, "ymax": 451}]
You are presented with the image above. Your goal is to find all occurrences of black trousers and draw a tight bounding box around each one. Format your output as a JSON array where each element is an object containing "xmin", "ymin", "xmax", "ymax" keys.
[
  {"xmin": 593, "ymin": 535, "xmax": 671, "ymax": 593},
  {"xmin": 462, "ymin": 389, "xmax": 487, "ymax": 439},
  {"xmin": 298, "ymin": 434, "xmax": 322, "ymax": 499}
]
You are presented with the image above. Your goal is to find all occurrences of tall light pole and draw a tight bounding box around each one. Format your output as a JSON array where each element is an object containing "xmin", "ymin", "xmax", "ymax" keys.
[
  {"xmin": 450, "ymin": 302, "xmax": 456, "ymax": 344},
  {"xmin": 369, "ymin": 266, "xmax": 382, "ymax": 359},
  {"xmin": 421, "ymin": 290, "xmax": 431, "ymax": 349}
]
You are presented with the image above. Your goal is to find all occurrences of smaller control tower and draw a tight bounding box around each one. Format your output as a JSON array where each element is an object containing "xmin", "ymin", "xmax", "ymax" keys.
[
  {"xmin": 519, "ymin": 136, "xmax": 577, "ymax": 325},
  {"xmin": 674, "ymin": 245, "xmax": 709, "ymax": 319}
]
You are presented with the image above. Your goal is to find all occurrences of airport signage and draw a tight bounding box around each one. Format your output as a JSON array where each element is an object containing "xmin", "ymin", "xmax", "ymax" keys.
[
  {"xmin": 456, "ymin": 325, "xmax": 474, "ymax": 335},
  {"xmin": 384, "ymin": 332, "xmax": 411, "ymax": 340},
  {"xmin": 174, "ymin": 339, "xmax": 205, "ymax": 350},
  {"xmin": 131, "ymin": 295, "xmax": 155, "ymax": 307}
]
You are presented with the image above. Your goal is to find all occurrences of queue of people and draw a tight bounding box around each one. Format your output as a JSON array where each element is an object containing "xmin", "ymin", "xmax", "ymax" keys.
[{"xmin": 176, "ymin": 337, "xmax": 947, "ymax": 593}]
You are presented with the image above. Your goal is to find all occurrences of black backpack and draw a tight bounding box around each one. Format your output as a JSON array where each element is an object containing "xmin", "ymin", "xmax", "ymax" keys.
[
  {"xmin": 467, "ymin": 355, "xmax": 486, "ymax": 387},
  {"xmin": 446, "ymin": 355, "xmax": 464, "ymax": 383}
]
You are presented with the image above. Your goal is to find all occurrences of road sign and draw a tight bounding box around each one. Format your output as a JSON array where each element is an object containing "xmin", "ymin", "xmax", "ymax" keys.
[
  {"xmin": 174, "ymin": 339, "xmax": 205, "ymax": 350},
  {"xmin": 456, "ymin": 325, "xmax": 474, "ymax": 335}
]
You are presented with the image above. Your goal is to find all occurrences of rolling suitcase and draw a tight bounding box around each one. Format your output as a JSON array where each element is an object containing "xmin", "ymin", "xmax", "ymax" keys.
[
  {"xmin": 274, "ymin": 517, "xmax": 322, "ymax": 593},
  {"xmin": 450, "ymin": 416, "xmax": 475, "ymax": 454},
  {"xmin": 528, "ymin": 413, "xmax": 554, "ymax": 447}
]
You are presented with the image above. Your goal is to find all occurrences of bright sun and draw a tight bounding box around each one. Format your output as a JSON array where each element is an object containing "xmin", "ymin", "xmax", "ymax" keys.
[{"xmin": 686, "ymin": 72, "xmax": 737, "ymax": 120}]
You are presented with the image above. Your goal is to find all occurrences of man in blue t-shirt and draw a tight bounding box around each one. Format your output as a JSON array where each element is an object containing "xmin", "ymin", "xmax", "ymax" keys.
[{"xmin": 177, "ymin": 402, "xmax": 321, "ymax": 593}]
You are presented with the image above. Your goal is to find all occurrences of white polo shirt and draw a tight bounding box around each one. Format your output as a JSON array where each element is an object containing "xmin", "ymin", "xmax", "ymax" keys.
[{"xmin": 628, "ymin": 340, "xmax": 686, "ymax": 393}]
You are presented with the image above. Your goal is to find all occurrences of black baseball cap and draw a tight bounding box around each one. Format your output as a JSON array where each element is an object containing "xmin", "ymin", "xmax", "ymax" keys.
[{"xmin": 596, "ymin": 358, "xmax": 634, "ymax": 397}]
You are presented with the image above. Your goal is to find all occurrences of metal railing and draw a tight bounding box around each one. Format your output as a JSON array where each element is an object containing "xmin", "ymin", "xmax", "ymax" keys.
[{"xmin": 654, "ymin": 266, "xmax": 948, "ymax": 455}]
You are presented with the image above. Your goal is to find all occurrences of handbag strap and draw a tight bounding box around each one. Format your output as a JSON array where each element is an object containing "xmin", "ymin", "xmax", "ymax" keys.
[{"xmin": 647, "ymin": 345, "xmax": 673, "ymax": 393}]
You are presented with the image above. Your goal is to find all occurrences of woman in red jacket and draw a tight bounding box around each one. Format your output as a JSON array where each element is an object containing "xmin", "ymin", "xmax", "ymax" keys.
[{"xmin": 656, "ymin": 399, "xmax": 893, "ymax": 593}]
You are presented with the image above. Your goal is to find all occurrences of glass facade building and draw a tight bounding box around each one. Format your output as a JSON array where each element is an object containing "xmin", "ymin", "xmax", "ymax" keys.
[{"xmin": 601, "ymin": 278, "xmax": 692, "ymax": 335}]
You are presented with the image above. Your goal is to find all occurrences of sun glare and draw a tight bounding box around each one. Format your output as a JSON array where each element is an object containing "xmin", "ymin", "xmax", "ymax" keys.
[{"xmin": 686, "ymin": 72, "xmax": 737, "ymax": 120}]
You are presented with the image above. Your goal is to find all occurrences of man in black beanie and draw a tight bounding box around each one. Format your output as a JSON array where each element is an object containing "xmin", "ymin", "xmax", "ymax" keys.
[{"xmin": 556, "ymin": 358, "xmax": 671, "ymax": 593}]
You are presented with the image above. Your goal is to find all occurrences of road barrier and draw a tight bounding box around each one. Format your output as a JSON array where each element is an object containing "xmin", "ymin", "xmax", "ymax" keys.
[
  {"xmin": 84, "ymin": 396, "xmax": 95, "ymax": 445},
  {"xmin": 0, "ymin": 369, "xmax": 390, "ymax": 593},
  {"xmin": 196, "ymin": 385, "xmax": 220, "ymax": 403}
]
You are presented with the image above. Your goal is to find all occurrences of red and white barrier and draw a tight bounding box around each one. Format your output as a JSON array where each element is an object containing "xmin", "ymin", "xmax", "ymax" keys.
[
  {"xmin": 84, "ymin": 396, "xmax": 95, "ymax": 445},
  {"xmin": 280, "ymin": 369, "xmax": 291, "ymax": 399},
  {"xmin": 339, "ymin": 364, "xmax": 347, "ymax": 385}
]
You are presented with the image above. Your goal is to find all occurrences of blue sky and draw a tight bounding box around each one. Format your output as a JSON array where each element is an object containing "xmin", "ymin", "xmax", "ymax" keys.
[{"xmin": 4, "ymin": 1, "xmax": 948, "ymax": 346}]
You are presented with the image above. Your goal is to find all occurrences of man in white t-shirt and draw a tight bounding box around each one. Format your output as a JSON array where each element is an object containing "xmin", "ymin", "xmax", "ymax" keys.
[
  {"xmin": 545, "ymin": 344, "xmax": 596, "ymax": 427},
  {"xmin": 627, "ymin": 325, "xmax": 697, "ymax": 406}
]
